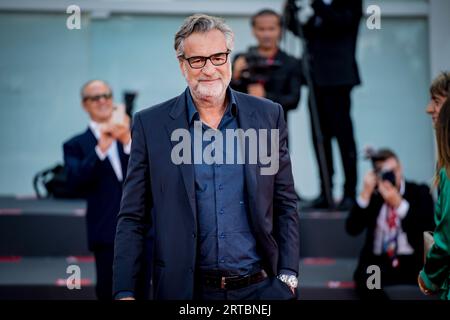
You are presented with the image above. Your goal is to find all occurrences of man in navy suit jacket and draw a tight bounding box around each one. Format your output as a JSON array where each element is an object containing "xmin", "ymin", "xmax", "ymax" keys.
[
  {"xmin": 63, "ymin": 80, "xmax": 151, "ymax": 300},
  {"xmin": 113, "ymin": 14, "xmax": 300, "ymax": 300}
]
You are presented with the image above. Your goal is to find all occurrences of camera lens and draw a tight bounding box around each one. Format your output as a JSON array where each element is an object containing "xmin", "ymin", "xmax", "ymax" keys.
[{"xmin": 381, "ymin": 170, "xmax": 396, "ymax": 186}]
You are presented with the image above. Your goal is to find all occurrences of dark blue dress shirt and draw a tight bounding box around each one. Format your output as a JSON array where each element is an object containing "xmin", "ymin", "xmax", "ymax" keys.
[{"xmin": 187, "ymin": 89, "xmax": 262, "ymax": 276}]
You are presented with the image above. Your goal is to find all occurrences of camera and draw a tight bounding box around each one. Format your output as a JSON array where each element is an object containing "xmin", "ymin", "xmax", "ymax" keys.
[
  {"xmin": 239, "ymin": 46, "xmax": 282, "ymax": 85},
  {"xmin": 364, "ymin": 146, "xmax": 397, "ymax": 186},
  {"xmin": 123, "ymin": 91, "xmax": 137, "ymax": 118},
  {"xmin": 377, "ymin": 169, "xmax": 396, "ymax": 186},
  {"xmin": 111, "ymin": 104, "xmax": 126, "ymax": 125}
]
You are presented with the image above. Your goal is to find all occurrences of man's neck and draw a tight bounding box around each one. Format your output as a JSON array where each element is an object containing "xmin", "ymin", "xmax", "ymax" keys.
[{"xmin": 191, "ymin": 91, "xmax": 228, "ymax": 129}]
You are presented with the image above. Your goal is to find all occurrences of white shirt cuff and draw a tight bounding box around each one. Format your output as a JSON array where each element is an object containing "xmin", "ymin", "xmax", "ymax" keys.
[
  {"xmin": 356, "ymin": 196, "xmax": 369, "ymax": 209},
  {"xmin": 396, "ymin": 199, "xmax": 410, "ymax": 219},
  {"xmin": 95, "ymin": 145, "xmax": 108, "ymax": 161},
  {"xmin": 123, "ymin": 139, "xmax": 132, "ymax": 155}
]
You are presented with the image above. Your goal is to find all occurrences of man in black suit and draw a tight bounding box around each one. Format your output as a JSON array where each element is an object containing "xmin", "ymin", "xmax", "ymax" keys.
[
  {"xmin": 63, "ymin": 80, "xmax": 151, "ymax": 300},
  {"xmin": 231, "ymin": 9, "xmax": 301, "ymax": 125},
  {"xmin": 301, "ymin": 0, "xmax": 362, "ymax": 210},
  {"xmin": 346, "ymin": 149, "xmax": 435, "ymax": 299},
  {"xmin": 113, "ymin": 14, "xmax": 299, "ymax": 300}
]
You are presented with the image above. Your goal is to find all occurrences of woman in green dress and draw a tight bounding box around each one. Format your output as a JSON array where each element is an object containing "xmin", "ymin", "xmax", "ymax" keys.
[{"xmin": 419, "ymin": 96, "xmax": 450, "ymax": 300}]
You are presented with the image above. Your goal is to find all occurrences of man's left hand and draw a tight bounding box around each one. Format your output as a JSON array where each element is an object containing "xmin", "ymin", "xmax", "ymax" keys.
[{"xmin": 377, "ymin": 180, "xmax": 402, "ymax": 208}]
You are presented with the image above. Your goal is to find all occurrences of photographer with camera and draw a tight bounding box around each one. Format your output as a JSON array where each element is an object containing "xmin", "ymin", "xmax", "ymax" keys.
[
  {"xmin": 346, "ymin": 148, "xmax": 435, "ymax": 299},
  {"xmin": 231, "ymin": 9, "xmax": 301, "ymax": 124}
]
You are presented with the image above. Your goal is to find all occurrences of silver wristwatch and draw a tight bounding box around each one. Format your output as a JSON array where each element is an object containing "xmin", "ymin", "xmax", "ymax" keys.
[{"xmin": 277, "ymin": 274, "xmax": 298, "ymax": 288}]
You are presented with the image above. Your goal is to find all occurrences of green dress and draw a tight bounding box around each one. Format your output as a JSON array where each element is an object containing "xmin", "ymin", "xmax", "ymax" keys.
[{"xmin": 420, "ymin": 168, "xmax": 450, "ymax": 300}]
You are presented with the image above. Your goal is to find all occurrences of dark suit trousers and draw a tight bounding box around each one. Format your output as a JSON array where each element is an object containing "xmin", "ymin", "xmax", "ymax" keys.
[
  {"xmin": 94, "ymin": 240, "xmax": 153, "ymax": 300},
  {"xmin": 309, "ymin": 85, "xmax": 357, "ymax": 198},
  {"xmin": 194, "ymin": 277, "xmax": 296, "ymax": 300},
  {"xmin": 93, "ymin": 245, "xmax": 114, "ymax": 300}
]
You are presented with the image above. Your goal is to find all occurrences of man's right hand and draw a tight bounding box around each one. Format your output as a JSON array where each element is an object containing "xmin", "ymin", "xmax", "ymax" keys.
[
  {"xmin": 97, "ymin": 124, "xmax": 114, "ymax": 153},
  {"xmin": 110, "ymin": 114, "xmax": 131, "ymax": 145},
  {"xmin": 360, "ymin": 170, "xmax": 377, "ymax": 202}
]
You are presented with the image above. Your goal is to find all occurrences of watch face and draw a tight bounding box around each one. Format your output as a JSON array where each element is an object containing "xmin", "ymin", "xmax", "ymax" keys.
[
  {"xmin": 288, "ymin": 277, "xmax": 298, "ymax": 288},
  {"xmin": 278, "ymin": 275, "xmax": 298, "ymax": 288}
]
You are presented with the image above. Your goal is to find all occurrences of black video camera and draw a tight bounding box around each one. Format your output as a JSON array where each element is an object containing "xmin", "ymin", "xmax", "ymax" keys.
[{"xmin": 239, "ymin": 47, "xmax": 282, "ymax": 86}]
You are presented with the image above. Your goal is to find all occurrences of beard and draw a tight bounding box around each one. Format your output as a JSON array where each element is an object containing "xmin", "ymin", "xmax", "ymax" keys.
[
  {"xmin": 183, "ymin": 64, "xmax": 230, "ymax": 101},
  {"xmin": 195, "ymin": 80, "xmax": 225, "ymax": 99}
]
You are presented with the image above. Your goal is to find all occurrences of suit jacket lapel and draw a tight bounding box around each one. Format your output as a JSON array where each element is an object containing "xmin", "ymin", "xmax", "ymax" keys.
[
  {"xmin": 85, "ymin": 127, "xmax": 98, "ymax": 150},
  {"xmin": 165, "ymin": 89, "xmax": 197, "ymax": 224}
]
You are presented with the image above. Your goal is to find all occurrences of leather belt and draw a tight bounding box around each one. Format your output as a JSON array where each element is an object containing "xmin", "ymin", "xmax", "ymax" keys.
[{"xmin": 199, "ymin": 270, "xmax": 268, "ymax": 290}]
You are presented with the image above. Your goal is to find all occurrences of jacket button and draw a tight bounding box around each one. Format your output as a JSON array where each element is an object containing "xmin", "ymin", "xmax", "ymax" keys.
[{"xmin": 192, "ymin": 232, "xmax": 196, "ymax": 238}]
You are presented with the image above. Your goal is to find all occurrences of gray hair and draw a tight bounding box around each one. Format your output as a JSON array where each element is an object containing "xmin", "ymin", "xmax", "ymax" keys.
[
  {"xmin": 80, "ymin": 79, "xmax": 112, "ymax": 98},
  {"xmin": 174, "ymin": 14, "xmax": 234, "ymax": 57}
]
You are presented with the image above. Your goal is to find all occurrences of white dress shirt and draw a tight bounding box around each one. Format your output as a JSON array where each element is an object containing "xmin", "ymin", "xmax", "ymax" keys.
[
  {"xmin": 356, "ymin": 180, "xmax": 415, "ymax": 255},
  {"xmin": 89, "ymin": 121, "xmax": 131, "ymax": 182}
]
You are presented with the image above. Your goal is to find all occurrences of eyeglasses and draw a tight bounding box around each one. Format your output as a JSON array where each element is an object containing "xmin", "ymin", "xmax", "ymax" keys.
[
  {"xmin": 83, "ymin": 93, "xmax": 113, "ymax": 102},
  {"xmin": 180, "ymin": 50, "xmax": 231, "ymax": 69}
]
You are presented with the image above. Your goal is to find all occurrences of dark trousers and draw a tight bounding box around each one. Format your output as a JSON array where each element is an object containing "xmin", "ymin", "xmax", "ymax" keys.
[
  {"xmin": 93, "ymin": 245, "xmax": 114, "ymax": 300},
  {"xmin": 194, "ymin": 276, "xmax": 296, "ymax": 300},
  {"xmin": 93, "ymin": 238, "xmax": 153, "ymax": 300},
  {"xmin": 309, "ymin": 85, "xmax": 357, "ymax": 198}
]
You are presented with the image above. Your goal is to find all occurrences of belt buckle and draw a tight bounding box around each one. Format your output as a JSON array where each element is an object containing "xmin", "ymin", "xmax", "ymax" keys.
[{"xmin": 220, "ymin": 276, "xmax": 226, "ymax": 289}]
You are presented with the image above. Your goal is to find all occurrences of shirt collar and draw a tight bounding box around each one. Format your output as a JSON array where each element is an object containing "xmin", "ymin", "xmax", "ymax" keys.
[
  {"xmin": 400, "ymin": 179, "xmax": 406, "ymax": 196},
  {"xmin": 186, "ymin": 87, "xmax": 238, "ymax": 125},
  {"xmin": 89, "ymin": 120, "xmax": 102, "ymax": 139}
]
